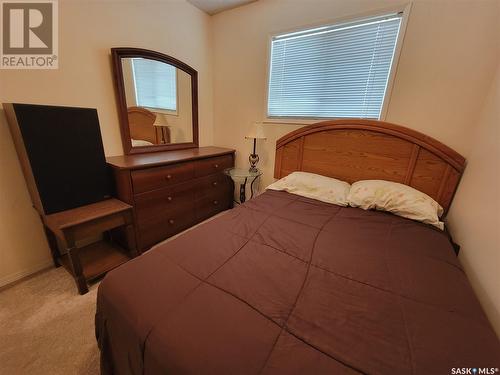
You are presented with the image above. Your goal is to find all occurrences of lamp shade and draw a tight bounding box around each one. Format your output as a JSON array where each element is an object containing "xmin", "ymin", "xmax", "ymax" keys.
[
  {"xmin": 153, "ymin": 114, "xmax": 169, "ymax": 127},
  {"xmin": 245, "ymin": 122, "xmax": 266, "ymax": 140}
]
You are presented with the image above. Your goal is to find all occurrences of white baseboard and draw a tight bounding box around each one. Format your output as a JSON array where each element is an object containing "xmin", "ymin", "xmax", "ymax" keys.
[{"xmin": 0, "ymin": 258, "xmax": 54, "ymax": 289}]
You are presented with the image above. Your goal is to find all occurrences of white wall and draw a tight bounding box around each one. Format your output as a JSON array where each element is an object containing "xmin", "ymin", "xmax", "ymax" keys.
[
  {"xmin": 0, "ymin": 0, "xmax": 213, "ymax": 286},
  {"xmin": 212, "ymin": 0, "xmax": 500, "ymax": 334},
  {"xmin": 212, "ymin": 0, "xmax": 499, "ymax": 186},
  {"xmin": 447, "ymin": 63, "xmax": 500, "ymax": 336}
]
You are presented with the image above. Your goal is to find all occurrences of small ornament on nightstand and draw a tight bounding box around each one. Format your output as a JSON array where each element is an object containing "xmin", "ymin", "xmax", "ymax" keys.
[{"xmin": 245, "ymin": 122, "xmax": 266, "ymax": 172}]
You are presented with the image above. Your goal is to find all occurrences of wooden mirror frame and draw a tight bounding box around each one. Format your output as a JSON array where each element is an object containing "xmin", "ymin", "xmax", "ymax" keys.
[{"xmin": 111, "ymin": 47, "xmax": 199, "ymax": 154}]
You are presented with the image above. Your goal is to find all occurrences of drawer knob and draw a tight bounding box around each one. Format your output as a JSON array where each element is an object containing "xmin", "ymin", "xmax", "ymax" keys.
[
  {"xmin": 212, "ymin": 181, "xmax": 218, "ymax": 187},
  {"xmin": 165, "ymin": 174, "xmax": 172, "ymax": 180},
  {"xmin": 213, "ymin": 200, "xmax": 219, "ymax": 205},
  {"xmin": 214, "ymin": 164, "xmax": 219, "ymax": 169},
  {"xmin": 168, "ymin": 219, "xmax": 175, "ymax": 225},
  {"xmin": 167, "ymin": 196, "xmax": 173, "ymax": 202}
]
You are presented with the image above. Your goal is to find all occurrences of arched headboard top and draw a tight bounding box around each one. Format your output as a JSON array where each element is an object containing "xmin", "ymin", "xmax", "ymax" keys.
[
  {"xmin": 274, "ymin": 119, "xmax": 466, "ymax": 215},
  {"xmin": 127, "ymin": 106, "xmax": 158, "ymax": 144}
]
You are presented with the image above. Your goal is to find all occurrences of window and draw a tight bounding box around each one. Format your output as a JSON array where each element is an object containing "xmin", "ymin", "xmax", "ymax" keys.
[
  {"xmin": 267, "ymin": 13, "xmax": 403, "ymax": 119},
  {"xmin": 132, "ymin": 58, "xmax": 177, "ymax": 112}
]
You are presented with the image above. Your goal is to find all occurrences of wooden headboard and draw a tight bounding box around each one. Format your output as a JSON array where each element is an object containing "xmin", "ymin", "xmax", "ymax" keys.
[
  {"xmin": 127, "ymin": 106, "xmax": 158, "ymax": 144},
  {"xmin": 274, "ymin": 119, "xmax": 466, "ymax": 215}
]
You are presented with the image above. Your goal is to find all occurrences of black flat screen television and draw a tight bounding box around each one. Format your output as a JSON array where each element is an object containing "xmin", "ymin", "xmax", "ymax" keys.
[{"xmin": 11, "ymin": 103, "xmax": 111, "ymax": 214}]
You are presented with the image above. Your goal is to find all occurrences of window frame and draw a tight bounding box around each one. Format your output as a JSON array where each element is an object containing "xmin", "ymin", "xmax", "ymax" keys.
[
  {"xmin": 131, "ymin": 57, "xmax": 180, "ymax": 116},
  {"xmin": 263, "ymin": 3, "xmax": 411, "ymax": 124}
]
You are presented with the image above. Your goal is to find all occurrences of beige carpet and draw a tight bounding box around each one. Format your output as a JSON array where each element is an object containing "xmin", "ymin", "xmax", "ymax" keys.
[
  {"xmin": 0, "ymin": 267, "xmax": 100, "ymax": 374},
  {"xmin": 0, "ymin": 213, "xmax": 228, "ymax": 375}
]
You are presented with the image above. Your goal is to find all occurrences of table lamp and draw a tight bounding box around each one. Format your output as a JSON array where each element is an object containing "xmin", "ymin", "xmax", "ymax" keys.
[
  {"xmin": 245, "ymin": 122, "xmax": 266, "ymax": 172},
  {"xmin": 153, "ymin": 114, "xmax": 170, "ymax": 144}
]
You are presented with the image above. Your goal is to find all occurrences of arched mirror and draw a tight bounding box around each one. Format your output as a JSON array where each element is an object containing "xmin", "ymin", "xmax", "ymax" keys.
[{"xmin": 111, "ymin": 48, "xmax": 198, "ymax": 154}]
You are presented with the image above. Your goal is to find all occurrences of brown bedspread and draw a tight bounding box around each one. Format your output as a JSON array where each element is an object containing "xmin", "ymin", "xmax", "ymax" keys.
[{"xmin": 96, "ymin": 190, "xmax": 499, "ymax": 375}]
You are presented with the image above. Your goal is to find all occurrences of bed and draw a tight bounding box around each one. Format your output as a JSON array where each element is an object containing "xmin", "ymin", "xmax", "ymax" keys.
[
  {"xmin": 128, "ymin": 106, "xmax": 171, "ymax": 146},
  {"xmin": 96, "ymin": 119, "xmax": 499, "ymax": 374}
]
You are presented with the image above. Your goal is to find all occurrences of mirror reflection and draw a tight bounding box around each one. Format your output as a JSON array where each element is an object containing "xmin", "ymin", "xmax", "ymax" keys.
[{"xmin": 121, "ymin": 57, "xmax": 193, "ymax": 147}]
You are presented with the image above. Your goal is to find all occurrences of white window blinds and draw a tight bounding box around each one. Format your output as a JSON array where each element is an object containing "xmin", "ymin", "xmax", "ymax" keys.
[
  {"xmin": 267, "ymin": 14, "xmax": 402, "ymax": 119},
  {"xmin": 132, "ymin": 58, "xmax": 177, "ymax": 111}
]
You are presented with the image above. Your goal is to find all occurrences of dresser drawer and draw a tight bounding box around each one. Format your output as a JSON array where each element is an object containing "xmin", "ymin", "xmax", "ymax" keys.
[
  {"xmin": 196, "ymin": 191, "xmax": 231, "ymax": 222},
  {"xmin": 137, "ymin": 201, "xmax": 195, "ymax": 250},
  {"xmin": 134, "ymin": 181, "xmax": 195, "ymax": 222},
  {"xmin": 195, "ymin": 173, "xmax": 231, "ymax": 200},
  {"xmin": 194, "ymin": 155, "xmax": 233, "ymax": 177},
  {"xmin": 132, "ymin": 162, "xmax": 195, "ymax": 194}
]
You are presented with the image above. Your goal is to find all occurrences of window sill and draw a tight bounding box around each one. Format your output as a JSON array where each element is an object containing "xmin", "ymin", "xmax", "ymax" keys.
[{"xmin": 145, "ymin": 107, "xmax": 178, "ymax": 116}]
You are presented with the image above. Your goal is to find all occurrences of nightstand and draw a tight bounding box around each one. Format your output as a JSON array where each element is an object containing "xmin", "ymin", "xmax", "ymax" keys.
[
  {"xmin": 43, "ymin": 199, "xmax": 137, "ymax": 294},
  {"xmin": 224, "ymin": 168, "xmax": 262, "ymax": 203}
]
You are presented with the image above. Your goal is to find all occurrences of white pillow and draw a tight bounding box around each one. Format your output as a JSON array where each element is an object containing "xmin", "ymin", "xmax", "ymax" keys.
[
  {"xmin": 267, "ymin": 172, "xmax": 350, "ymax": 206},
  {"xmin": 131, "ymin": 139, "xmax": 154, "ymax": 147},
  {"xmin": 347, "ymin": 180, "xmax": 444, "ymax": 229}
]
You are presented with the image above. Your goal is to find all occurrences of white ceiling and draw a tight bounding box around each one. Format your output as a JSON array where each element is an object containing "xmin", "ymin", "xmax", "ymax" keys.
[{"xmin": 187, "ymin": 0, "xmax": 257, "ymax": 15}]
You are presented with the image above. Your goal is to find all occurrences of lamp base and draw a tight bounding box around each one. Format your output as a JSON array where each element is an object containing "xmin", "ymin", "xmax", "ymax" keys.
[{"xmin": 249, "ymin": 153, "xmax": 259, "ymax": 173}]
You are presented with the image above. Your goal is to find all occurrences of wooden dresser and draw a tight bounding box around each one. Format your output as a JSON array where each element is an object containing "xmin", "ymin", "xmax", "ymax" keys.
[{"xmin": 107, "ymin": 147, "xmax": 235, "ymax": 252}]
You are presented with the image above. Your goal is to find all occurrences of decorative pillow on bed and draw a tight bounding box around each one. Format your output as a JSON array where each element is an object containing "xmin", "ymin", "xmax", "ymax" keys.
[
  {"xmin": 267, "ymin": 171, "xmax": 350, "ymax": 206},
  {"xmin": 347, "ymin": 180, "xmax": 444, "ymax": 229}
]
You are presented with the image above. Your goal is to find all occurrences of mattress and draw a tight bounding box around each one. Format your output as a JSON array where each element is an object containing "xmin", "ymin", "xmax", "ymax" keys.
[{"xmin": 96, "ymin": 190, "xmax": 499, "ymax": 374}]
